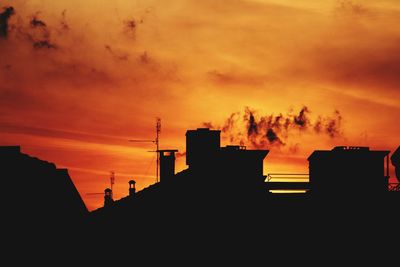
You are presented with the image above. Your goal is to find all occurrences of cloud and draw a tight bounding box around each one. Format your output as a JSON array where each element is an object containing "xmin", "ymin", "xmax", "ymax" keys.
[
  {"xmin": 221, "ymin": 112, "xmax": 240, "ymax": 133},
  {"xmin": 0, "ymin": 6, "xmax": 15, "ymax": 38},
  {"xmin": 105, "ymin": 45, "xmax": 129, "ymax": 61},
  {"xmin": 293, "ymin": 106, "xmax": 310, "ymax": 129},
  {"xmin": 30, "ymin": 15, "xmax": 46, "ymax": 27},
  {"xmin": 207, "ymin": 70, "xmax": 268, "ymax": 86},
  {"xmin": 139, "ymin": 51, "xmax": 150, "ymax": 64},
  {"xmin": 335, "ymin": 1, "xmax": 370, "ymax": 17},
  {"xmin": 276, "ymin": 0, "xmax": 400, "ymax": 107},
  {"xmin": 0, "ymin": 3, "xmax": 184, "ymax": 149},
  {"xmin": 59, "ymin": 10, "xmax": 69, "ymax": 32},
  {"xmin": 304, "ymin": 39, "xmax": 400, "ymax": 92},
  {"xmin": 314, "ymin": 110, "xmax": 343, "ymax": 138},
  {"xmin": 202, "ymin": 122, "xmax": 215, "ymax": 129},
  {"xmin": 33, "ymin": 40, "xmax": 56, "ymax": 49},
  {"xmin": 17, "ymin": 13, "xmax": 58, "ymax": 49},
  {"xmin": 0, "ymin": 122, "xmax": 131, "ymax": 146},
  {"xmin": 0, "ymin": 4, "xmax": 179, "ymax": 91},
  {"xmin": 266, "ymin": 128, "xmax": 284, "ymax": 145},
  {"xmin": 123, "ymin": 18, "xmax": 142, "ymax": 39},
  {"xmin": 202, "ymin": 106, "xmax": 344, "ymax": 150}
]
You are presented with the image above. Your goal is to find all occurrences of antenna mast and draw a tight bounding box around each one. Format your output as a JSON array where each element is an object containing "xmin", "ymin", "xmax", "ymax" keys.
[
  {"xmin": 128, "ymin": 118, "xmax": 161, "ymax": 183},
  {"xmin": 156, "ymin": 117, "xmax": 161, "ymax": 182},
  {"xmin": 110, "ymin": 171, "xmax": 115, "ymax": 198}
]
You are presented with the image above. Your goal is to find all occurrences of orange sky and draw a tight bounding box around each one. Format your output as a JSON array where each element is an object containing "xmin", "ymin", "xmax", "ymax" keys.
[{"xmin": 1, "ymin": 0, "xmax": 399, "ymax": 210}]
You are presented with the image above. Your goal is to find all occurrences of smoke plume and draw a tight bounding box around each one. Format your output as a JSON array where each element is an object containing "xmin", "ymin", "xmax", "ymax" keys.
[{"xmin": 202, "ymin": 106, "xmax": 344, "ymax": 150}]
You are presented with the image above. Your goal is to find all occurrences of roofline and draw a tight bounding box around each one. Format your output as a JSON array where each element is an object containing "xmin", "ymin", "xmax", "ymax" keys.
[
  {"xmin": 308, "ymin": 149, "xmax": 390, "ymax": 160},
  {"xmin": 185, "ymin": 128, "xmax": 221, "ymax": 135}
]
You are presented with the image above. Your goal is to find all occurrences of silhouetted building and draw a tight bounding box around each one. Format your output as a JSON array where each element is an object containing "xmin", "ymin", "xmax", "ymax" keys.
[
  {"xmin": 186, "ymin": 128, "xmax": 220, "ymax": 168},
  {"xmin": 89, "ymin": 131, "xmax": 400, "ymax": 249},
  {"xmin": 158, "ymin": 149, "xmax": 178, "ymax": 182},
  {"xmin": 0, "ymin": 146, "xmax": 88, "ymax": 225},
  {"xmin": 91, "ymin": 128, "xmax": 269, "ymax": 223},
  {"xmin": 185, "ymin": 129, "xmax": 269, "ymax": 195},
  {"xmin": 391, "ymin": 146, "xmax": 400, "ymax": 181},
  {"xmin": 129, "ymin": 180, "xmax": 136, "ymax": 196},
  {"xmin": 308, "ymin": 146, "xmax": 390, "ymax": 195},
  {"xmin": 4, "ymin": 135, "xmax": 399, "ymax": 258},
  {"xmin": 215, "ymin": 145, "xmax": 268, "ymax": 190}
]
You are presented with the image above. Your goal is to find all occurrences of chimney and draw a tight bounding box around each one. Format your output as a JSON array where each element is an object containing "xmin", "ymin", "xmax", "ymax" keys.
[
  {"xmin": 158, "ymin": 150, "xmax": 178, "ymax": 182},
  {"xmin": 104, "ymin": 188, "xmax": 113, "ymax": 207},
  {"xmin": 185, "ymin": 128, "xmax": 221, "ymax": 168},
  {"xmin": 129, "ymin": 180, "xmax": 136, "ymax": 196}
]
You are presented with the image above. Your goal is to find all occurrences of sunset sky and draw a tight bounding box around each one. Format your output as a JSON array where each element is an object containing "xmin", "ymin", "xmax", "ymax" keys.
[{"xmin": 1, "ymin": 0, "xmax": 399, "ymax": 210}]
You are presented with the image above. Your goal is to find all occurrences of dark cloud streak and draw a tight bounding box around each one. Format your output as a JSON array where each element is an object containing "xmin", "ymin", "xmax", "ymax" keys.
[
  {"xmin": 0, "ymin": 6, "xmax": 15, "ymax": 38},
  {"xmin": 124, "ymin": 19, "xmax": 136, "ymax": 37},
  {"xmin": 208, "ymin": 70, "xmax": 268, "ymax": 86},
  {"xmin": 335, "ymin": 1, "xmax": 369, "ymax": 17},
  {"xmin": 33, "ymin": 40, "xmax": 57, "ymax": 49},
  {"xmin": 59, "ymin": 10, "xmax": 69, "ymax": 32},
  {"xmin": 293, "ymin": 106, "xmax": 310, "ymax": 129},
  {"xmin": 30, "ymin": 16, "xmax": 46, "ymax": 28},
  {"xmin": 202, "ymin": 122, "xmax": 214, "ymax": 129},
  {"xmin": 10, "ymin": 13, "xmax": 59, "ymax": 49},
  {"xmin": 105, "ymin": 45, "xmax": 129, "ymax": 61}
]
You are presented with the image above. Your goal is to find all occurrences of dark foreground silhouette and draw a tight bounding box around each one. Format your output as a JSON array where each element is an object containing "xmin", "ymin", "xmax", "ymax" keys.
[
  {"xmin": 392, "ymin": 146, "xmax": 400, "ymax": 181},
  {"xmin": 2, "ymin": 130, "xmax": 399, "ymax": 262}
]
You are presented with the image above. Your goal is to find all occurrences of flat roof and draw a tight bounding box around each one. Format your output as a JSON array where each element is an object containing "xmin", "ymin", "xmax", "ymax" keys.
[{"xmin": 308, "ymin": 147, "xmax": 390, "ymax": 160}]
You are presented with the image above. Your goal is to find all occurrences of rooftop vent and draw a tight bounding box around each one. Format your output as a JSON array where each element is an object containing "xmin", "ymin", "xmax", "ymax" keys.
[{"xmin": 333, "ymin": 146, "xmax": 369, "ymax": 151}]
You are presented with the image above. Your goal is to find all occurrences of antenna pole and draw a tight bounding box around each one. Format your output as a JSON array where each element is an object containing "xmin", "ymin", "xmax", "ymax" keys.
[
  {"xmin": 110, "ymin": 171, "xmax": 115, "ymax": 199},
  {"xmin": 128, "ymin": 117, "xmax": 161, "ymax": 183},
  {"xmin": 156, "ymin": 118, "xmax": 161, "ymax": 182}
]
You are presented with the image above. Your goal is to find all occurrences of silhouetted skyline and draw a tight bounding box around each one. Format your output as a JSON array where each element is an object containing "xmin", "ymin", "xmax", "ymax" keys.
[
  {"xmin": 3, "ymin": 128, "xmax": 398, "ymax": 217},
  {"xmin": 2, "ymin": 1, "xmax": 400, "ymax": 262},
  {"xmin": 2, "ymin": 124, "xmax": 399, "ymax": 265},
  {"xmin": 1, "ymin": 1, "xmax": 400, "ymax": 210}
]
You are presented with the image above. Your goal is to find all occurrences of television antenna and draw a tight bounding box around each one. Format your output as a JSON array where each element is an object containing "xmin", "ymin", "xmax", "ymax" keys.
[
  {"xmin": 86, "ymin": 171, "xmax": 116, "ymax": 198},
  {"xmin": 129, "ymin": 118, "xmax": 161, "ymax": 183}
]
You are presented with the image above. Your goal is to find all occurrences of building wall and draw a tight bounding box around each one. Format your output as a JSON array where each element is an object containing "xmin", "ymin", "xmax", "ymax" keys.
[
  {"xmin": 186, "ymin": 128, "xmax": 220, "ymax": 167},
  {"xmin": 309, "ymin": 148, "xmax": 389, "ymax": 195}
]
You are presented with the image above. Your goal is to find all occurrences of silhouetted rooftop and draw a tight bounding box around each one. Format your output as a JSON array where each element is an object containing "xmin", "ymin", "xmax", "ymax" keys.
[
  {"xmin": 391, "ymin": 146, "xmax": 400, "ymax": 164},
  {"xmin": 1, "ymin": 146, "xmax": 88, "ymax": 224},
  {"xmin": 308, "ymin": 146, "xmax": 390, "ymax": 160}
]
